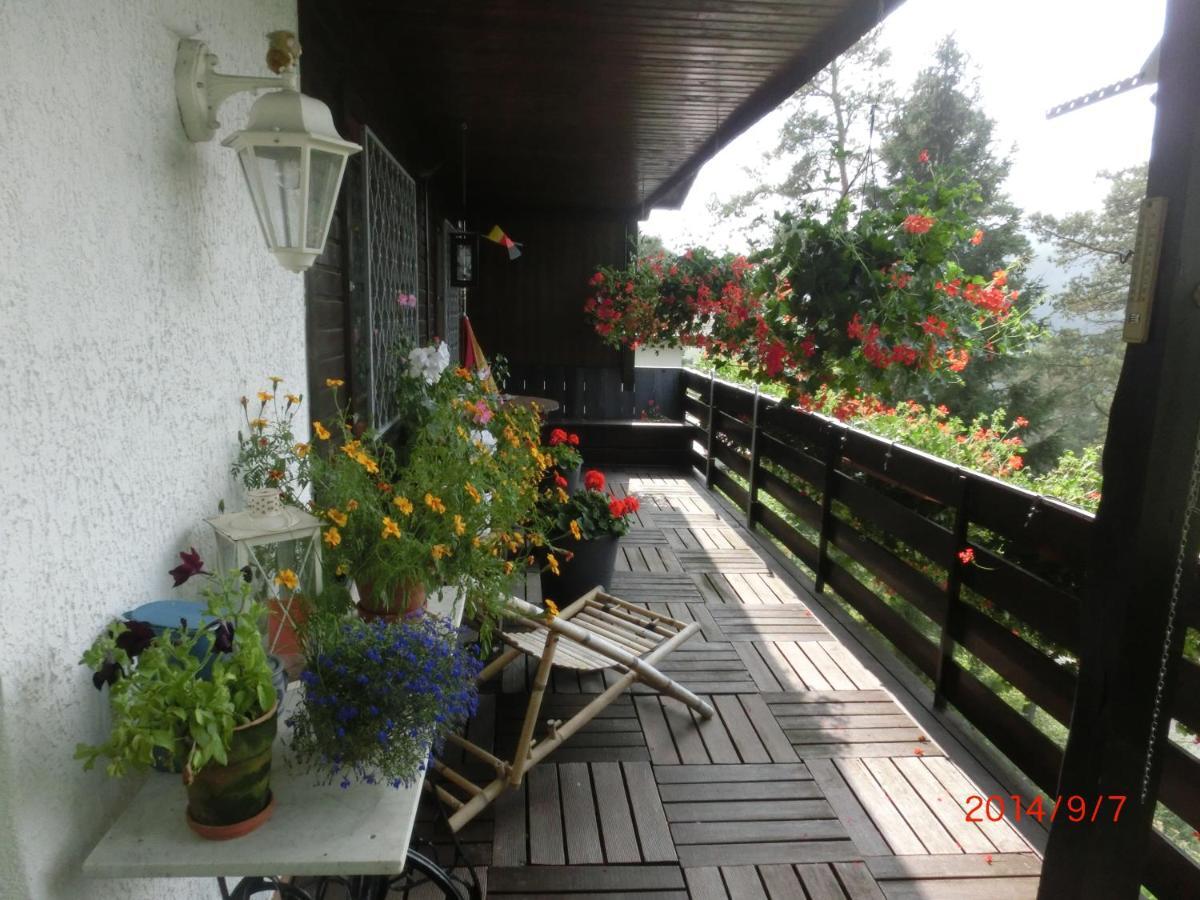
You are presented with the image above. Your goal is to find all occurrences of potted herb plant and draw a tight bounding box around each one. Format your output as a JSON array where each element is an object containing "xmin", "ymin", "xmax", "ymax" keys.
[
  {"xmin": 539, "ymin": 469, "xmax": 639, "ymax": 605},
  {"xmin": 287, "ymin": 610, "xmax": 481, "ymax": 789},
  {"xmin": 230, "ymin": 377, "xmax": 310, "ymax": 516},
  {"xmin": 76, "ymin": 555, "xmax": 279, "ymax": 840}
]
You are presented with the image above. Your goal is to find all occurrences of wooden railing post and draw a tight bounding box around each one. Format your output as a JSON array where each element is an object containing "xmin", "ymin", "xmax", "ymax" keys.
[
  {"xmin": 934, "ymin": 472, "xmax": 971, "ymax": 710},
  {"xmin": 745, "ymin": 386, "xmax": 761, "ymax": 528},
  {"xmin": 814, "ymin": 423, "xmax": 844, "ymax": 593},
  {"xmin": 703, "ymin": 370, "xmax": 717, "ymax": 488}
]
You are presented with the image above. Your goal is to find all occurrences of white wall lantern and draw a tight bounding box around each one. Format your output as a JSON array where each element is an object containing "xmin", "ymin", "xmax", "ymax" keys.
[{"xmin": 175, "ymin": 33, "xmax": 361, "ymax": 273}]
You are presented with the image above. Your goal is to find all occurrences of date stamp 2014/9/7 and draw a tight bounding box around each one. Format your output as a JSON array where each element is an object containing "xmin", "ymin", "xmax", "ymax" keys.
[{"xmin": 965, "ymin": 794, "xmax": 1127, "ymax": 824}]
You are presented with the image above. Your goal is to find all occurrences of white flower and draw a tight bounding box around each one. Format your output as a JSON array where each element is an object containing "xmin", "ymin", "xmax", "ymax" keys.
[
  {"xmin": 470, "ymin": 429, "xmax": 497, "ymax": 454},
  {"xmin": 407, "ymin": 342, "xmax": 452, "ymax": 385}
]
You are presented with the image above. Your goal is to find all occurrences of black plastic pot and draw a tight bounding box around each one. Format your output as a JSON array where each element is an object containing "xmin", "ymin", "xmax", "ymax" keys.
[
  {"xmin": 563, "ymin": 462, "xmax": 582, "ymax": 496},
  {"xmin": 540, "ymin": 534, "xmax": 619, "ymax": 606}
]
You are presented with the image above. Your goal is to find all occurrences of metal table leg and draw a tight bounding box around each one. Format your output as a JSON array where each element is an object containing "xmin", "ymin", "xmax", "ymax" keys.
[{"xmin": 216, "ymin": 849, "xmax": 467, "ymax": 900}]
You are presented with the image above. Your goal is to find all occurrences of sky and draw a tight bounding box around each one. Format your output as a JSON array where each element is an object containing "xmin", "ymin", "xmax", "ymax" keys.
[{"xmin": 642, "ymin": 0, "xmax": 1167, "ymax": 260}]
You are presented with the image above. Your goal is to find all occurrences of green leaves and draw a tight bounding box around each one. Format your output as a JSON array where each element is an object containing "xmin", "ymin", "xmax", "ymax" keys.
[{"xmin": 76, "ymin": 570, "xmax": 274, "ymax": 779}]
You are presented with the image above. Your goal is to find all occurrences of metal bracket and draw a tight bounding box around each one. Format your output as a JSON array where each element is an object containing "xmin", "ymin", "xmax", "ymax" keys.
[{"xmin": 175, "ymin": 39, "xmax": 298, "ymax": 142}]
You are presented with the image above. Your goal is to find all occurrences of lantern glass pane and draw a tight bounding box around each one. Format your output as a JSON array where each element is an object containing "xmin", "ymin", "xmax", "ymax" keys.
[
  {"xmin": 235, "ymin": 148, "xmax": 271, "ymax": 247},
  {"xmin": 306, "ymin": 149, "xmax": 344, "ymax": 249},
  {"xmin": 252, "ymin": 145, "xmax": 304, "ymax": 249}
]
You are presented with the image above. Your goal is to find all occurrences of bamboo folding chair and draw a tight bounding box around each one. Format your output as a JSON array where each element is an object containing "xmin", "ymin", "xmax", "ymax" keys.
[{"xmin": 430, "ymin": 587, "xmax": 714, "ymax": 833}]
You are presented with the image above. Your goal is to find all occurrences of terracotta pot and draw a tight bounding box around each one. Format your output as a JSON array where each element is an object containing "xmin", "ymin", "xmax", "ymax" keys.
[
  {"xmin": 356, "ymin": 580, "xmax": 427, "ymax": 623},
  {"xmin": 266, "ymin": 595, "xmax": 307, "ymax": 658},
  {"xmin": 539, "ymin": 535, "xmax": 619, "ymax": 606},
  {"xmin": 184, "ymin": 699, "xmax": 278, "ymax": 840}
]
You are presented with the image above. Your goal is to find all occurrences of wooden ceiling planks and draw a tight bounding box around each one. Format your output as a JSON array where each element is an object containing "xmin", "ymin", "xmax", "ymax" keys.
[{"xmin": 309, "ymin": 0, "xmax": 899, "ymax": 212}]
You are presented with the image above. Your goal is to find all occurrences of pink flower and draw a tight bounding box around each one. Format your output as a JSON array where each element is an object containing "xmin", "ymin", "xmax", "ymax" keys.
[
  {"xmin": 918, "ymin": 149, "xmax": 930, "ymax": 164},
  {"xmin": 472, "ymin": 400, "xmax": 493, "ymax": 425}
]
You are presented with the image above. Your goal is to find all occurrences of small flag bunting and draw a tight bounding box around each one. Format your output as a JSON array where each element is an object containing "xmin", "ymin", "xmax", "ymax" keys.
[{"xmin": 484, "ymin": 224, "xmax": 522, "ymax": 260}]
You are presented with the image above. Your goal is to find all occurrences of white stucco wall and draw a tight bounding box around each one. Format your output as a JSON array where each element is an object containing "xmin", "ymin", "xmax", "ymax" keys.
[{"xmin": 0, "ymin": 2, "xmax": 303, "ymax": 898}]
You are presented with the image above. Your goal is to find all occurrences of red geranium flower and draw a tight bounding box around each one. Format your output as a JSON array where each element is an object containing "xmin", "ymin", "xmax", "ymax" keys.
[
  {"xmin": 902, "ymin": 214, "xmax": 936, "ymax": 235},
  {"xmin": 548, "ymin": 428, "xmax": 569, "ymax": 446},
  {"xmin": 609, "ymin": 498, "xmax": 627, "ymax": 518},
  {"xmin": 583, "ymin": 470, "xmax": 605, "ymax": 491},
  {"xmin": 567, "ymin": 433, "xmax": 580, "ymax": 446},
  {"xmin": 958, "ymin": 548, "xmax": 975, "ymax": 565},
  {"xmin": 554, "ymin": 473, "xmax": 568, "ymax": 488},
  {"xmin": 624, "ymin": 496, "xmax": 640, "ymax": 512}
]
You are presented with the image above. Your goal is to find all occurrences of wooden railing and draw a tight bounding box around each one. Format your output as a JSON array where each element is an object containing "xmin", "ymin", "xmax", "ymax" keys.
[{"xmin": 682, "ymin": 368, "xmax": 1200, "ymax": 898}]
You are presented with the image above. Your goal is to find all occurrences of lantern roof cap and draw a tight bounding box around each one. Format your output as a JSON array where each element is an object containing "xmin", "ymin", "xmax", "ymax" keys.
[
  {"xmin": 206, "ymin": 506, "xmax": 322, "ymax": 541},
  {"xmin": 221, "ymin": 89, "xmax": 361, "ymax": 154}
]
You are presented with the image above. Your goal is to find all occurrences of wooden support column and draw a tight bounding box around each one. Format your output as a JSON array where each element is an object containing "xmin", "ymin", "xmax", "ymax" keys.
[
  {"xmin": 745, "ymin": 386, "xmax": 762, "ymax": 528},
  {"xmin": 1039, "ymin": 1, "xmax": 1200, "ymax": 895},
  {"xmin": 933, "ymin": 473, "xmax": 970, "ymax": 711}
]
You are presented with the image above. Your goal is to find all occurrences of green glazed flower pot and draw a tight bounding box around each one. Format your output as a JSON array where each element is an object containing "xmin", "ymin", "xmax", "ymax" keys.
[{"xmin": 184, "ymin": 700, "xmax": 277, "ymax": 840}]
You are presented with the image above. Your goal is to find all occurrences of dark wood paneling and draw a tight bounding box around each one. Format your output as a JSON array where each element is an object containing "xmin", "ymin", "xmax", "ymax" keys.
[
  {"xmin": 301, "ymin": 0, "xmax": 893, "ymax": 212},
  {"xmin": 469, "ymin": 213, "xmax": 630, "ymax": 369}
]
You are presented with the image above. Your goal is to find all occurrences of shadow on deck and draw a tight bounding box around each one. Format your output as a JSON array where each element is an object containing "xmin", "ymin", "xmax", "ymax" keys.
[{"xmin": 414, "ymin": 468, "xmax": 1045, "ymax": 899}]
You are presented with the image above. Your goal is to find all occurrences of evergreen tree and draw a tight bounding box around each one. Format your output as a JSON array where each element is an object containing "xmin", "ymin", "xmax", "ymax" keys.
[
  {"xmin": 879, "ymin": 36, "xmax": 1048, "ymax": 436},
  {"xmin": 1018, "ymin": 164, "xmax": 1147, "ymax": 458}
]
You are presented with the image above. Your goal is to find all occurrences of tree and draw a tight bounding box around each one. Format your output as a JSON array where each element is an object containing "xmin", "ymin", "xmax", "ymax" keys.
[
  {"xmin": 715, "ymin": 28, "xmax": 895, "ymax": 239},
  {"xmin": 1018, "ymin": 164, "xmax": 1147, "ymax": 456},
  {"xmin": 878, "ymin": 36, "xmax": 1048, "ymax": 433}
]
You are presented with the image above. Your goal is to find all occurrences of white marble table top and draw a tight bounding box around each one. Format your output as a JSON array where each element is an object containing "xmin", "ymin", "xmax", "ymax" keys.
[{"xmin": 83, "ymin": 588, "xmax": 465, "ymax": 879}]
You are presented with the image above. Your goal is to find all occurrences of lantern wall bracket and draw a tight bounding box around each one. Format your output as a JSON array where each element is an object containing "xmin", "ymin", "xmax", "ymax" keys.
[{"xmin": 176, "ymin": 38, "xmax": 299, "ymax": 143}]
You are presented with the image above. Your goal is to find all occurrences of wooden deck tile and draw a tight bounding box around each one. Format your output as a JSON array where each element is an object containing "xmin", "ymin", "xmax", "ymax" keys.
[
  {"xmin": 559, "ymin": 762, "xmax": 604, "ymax": 864},
  {"xmin": 487, "ymin": 864, "xmax": 686, "ymax": 894},
  {"xmin": 591, "ymin": 762, "xmax": 641, "ymax": 863},
  {"xmin": 458, "ymin": 469, "xmax": 1040, "ymax": 894},
  {"xmin": 624, "ymin": 760, "xmax": 677, "ymax": 862},
  {"xmin": 684, "ymin": 867, "xmax": 727, "ymax": 900}
]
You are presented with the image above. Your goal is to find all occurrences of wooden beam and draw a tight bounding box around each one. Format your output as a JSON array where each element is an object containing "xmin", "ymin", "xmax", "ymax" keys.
[{"xmin": 1038, "ymin": 0, "xmax": 1200, "ymax": 895}]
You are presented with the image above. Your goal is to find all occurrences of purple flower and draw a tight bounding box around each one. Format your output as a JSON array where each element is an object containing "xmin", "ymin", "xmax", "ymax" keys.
[{"xmin": 168, "ymin": 548, "xmax": 207, "ymax": 586}]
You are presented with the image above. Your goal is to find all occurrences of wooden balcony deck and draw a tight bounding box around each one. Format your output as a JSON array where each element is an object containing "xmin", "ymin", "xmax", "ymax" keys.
[{"xmin": 415, "ymin": 469, "xmax": 1046, "ymax": 899}]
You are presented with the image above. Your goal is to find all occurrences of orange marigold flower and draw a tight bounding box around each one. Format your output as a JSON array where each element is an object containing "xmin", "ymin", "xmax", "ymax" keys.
[
  {"xmin": 325, "ymin": 378, "xmax": 345, "ymax": 388},
  {"xmin": 546, "ymin": 554, "xmax": 560, "ymax": 576},
  {"xmin": 454, "ymin": 514, "xmax": 466, "ymax": 536},
  {"xmin": 294, "ymin": 442, "xmax": 310, "ymax": 458},
  {"xmin": 425, "ymin": 493, "xmax": 446, "ymax": 514},
  {"xmin": 250, "ymin": 417, "xmax": 269, "ymax": 429},
  {"xmin": 327, "ymin": 508, "xmax": 348, "ymax": 527},
  {"xmin": 274, "ymin": 569, "xmax": 299, "ymax": 591},
  {"xmin": 257, "ymin": 391, "xmax": 272, "ymax": 403},
  {"xmin": 569, "ymin": 519, "xmax": 583, "ymax": 541},
  {"xmin": 380, "ymin": 517, "xmax": 402, "ymax": 540},
  {"xmin": 393, "ymin": 495, "xmax": 414, "ymax": 515},
  {"xmin": 970, "ymin": 229, "xmax": 984, "ymax": 246},
  {"xmin": 431, "ymin": 544, "xmax": 450, "ymax": 560},
  {"xmin": 313, "ymin": 421, "xmax": 331, "ymax": 440},
  {"xmin": 543, "ymin": 599, "xmax": 559, "ymax": 620},
  {"xmin": 323, "ymin": 527, "xmax": 341, "ymax": 547},
  {"xmin": 346, "ymin": 499, "xmax": 359, "ymax": 511}
]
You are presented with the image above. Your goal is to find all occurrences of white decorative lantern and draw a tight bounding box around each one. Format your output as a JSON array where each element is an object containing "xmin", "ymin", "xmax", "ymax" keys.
[
  {"xmin": 222, "ymin": 91, "xmax": 360, "ymax": 272},
  {"xmin": 174, "ymin": 34, "xmax": 361, "ymax": 273},
  {"xmin": 206, "ymin": 506, "xmax": 324, "ymax": 656}
]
